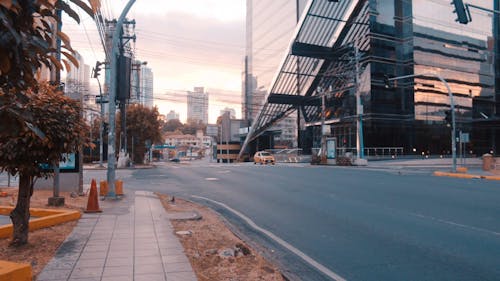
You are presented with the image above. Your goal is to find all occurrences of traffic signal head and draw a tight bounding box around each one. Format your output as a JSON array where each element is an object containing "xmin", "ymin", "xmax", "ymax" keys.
[
  {"xmin": 451, "ymin": 0, "xmax": 470, "ymax": 24},
  {"xmin": 383, "ymin": 75, "xmax": 391, "ymax": 88},
  {"xmin": 93, "ymin": 61, "xmax": 102, "ymax": 78}
]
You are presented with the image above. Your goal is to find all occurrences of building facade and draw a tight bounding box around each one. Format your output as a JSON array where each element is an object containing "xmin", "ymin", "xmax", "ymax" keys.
[
  {"xmin": 187, "ymin": 87, "xmax": 209, "ymax": 124},
  {"xmin": 244, "ymin": 0, "xmax": 309, "ymax": 148},
  {"xmin": 65, "ymin": 51, "xmax": 95, "ymax": 121},
  {"xmin": 130, "ymin": 61, "xmax": 154, "ymax": 108},
  {"xmin": 242, "ymin": 0, "xmax": 499, "ymax": 157},
  {"xmin": 166, "ymin": 110, "xmax": 180, "ymax": 121},
  {"xmin": 140, "ymin": 66, "xmax": 154, "ymax": 108},
  {"xmin": 220, "ymin": 107, "xmax": 236, "ymax": 119}
]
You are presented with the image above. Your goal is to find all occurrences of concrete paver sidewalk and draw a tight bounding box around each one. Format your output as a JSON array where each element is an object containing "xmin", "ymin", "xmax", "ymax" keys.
[{"xmin": 38, "ymin": 191, "xmax": 197, "ymax": 281}]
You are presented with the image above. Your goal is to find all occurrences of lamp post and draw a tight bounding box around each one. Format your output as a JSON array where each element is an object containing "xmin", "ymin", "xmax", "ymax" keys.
[{"xmin": 385, "ymin": 72, "xmax": 457, "ymax": 172}]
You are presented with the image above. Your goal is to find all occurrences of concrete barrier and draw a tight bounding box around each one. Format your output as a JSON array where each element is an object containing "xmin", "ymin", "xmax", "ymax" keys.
[
  {"xmin": 0, "ymin": 207, "xmax": 80, "ymax": 239},
  {"xmin": 115, "ymin": 180, "xmax": 124, "ymax": 196},
  {"xmin": 0, "ymin": 260, "xmax": 31, "ymax": 281},
  {"xmin": 99, "ymin": 181, "xmax": 108, "ymax": 196}
]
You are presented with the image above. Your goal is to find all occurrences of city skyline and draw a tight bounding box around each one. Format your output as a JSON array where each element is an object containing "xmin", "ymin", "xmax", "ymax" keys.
[{"xmin": 63, "ymin": 0, "xmax": 246, "ymax": 123}]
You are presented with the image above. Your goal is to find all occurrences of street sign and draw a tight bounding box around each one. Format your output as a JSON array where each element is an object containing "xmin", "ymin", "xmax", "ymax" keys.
[
  {"xmin": 96, "ymin": 95, "xmax": 109, "ymax": 104},
  {"xmin": 460, "ymin": 132, "xmax": 470, "ymax": 143}
]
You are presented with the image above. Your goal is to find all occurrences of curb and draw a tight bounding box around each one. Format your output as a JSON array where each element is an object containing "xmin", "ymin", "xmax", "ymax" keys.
[{"xmin": 433, "ymin": 171, "xmax": 500, "ymax": 181}]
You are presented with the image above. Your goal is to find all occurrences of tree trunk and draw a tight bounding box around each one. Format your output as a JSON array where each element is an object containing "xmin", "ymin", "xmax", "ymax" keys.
[{"xmin": 10, "ymin": 173, "xmax": 33, "ymax": 246}]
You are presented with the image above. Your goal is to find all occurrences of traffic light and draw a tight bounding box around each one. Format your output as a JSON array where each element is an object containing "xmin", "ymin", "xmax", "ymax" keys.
[
  {"xmin": 444, "ymin": 109, "xmax": 452, "ymax": 125},
  {"xmin": 451, "ymin": 0, "xmax": 470, "ymax": 24},
  {"xmin": 383, "ymin": 75, "xmax": 391, "ymax": 88},
  {"xmin": 93, "ymin": 61, "xmax": 102, "ymax": 78}
]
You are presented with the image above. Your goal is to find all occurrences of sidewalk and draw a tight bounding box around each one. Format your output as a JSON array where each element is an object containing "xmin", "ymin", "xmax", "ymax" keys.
[{"xmin": 37, "ymin": 191, "xmax": 197, "ymax": 281}]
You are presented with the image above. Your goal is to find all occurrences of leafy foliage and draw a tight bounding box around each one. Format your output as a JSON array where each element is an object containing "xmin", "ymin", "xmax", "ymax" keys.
[
  {"xmin": 117, "ymin": 105, "xmax": 163, "ymax": 163},
  {"xmin": 162, "ymin": 118, "xmax": 183, "ymax": 133},
  {"xmin": 0, "ymin": 83, "xmax": 90, "ymax": 176},
  {"xmin": 181, "ymin": 120, "xmax": 206, "ymax": 135},
  {"xmin": 0, "ymin": 0, "xmax": 99, "ymax": 247},
  {"xmin": 0, "ymin": 0, "xmax": 100, "ymax": 92},
  {"xmin": 0, "ymin": 0, "xmax": 100, "ymax": 141}
]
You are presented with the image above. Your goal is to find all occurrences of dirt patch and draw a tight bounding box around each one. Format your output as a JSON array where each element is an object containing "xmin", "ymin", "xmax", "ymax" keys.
[
  {"xmin": 0, "ymin": 186, "xmax": 286, "ymax": 281},
  {"xmin": 0, "ymin": 187, "xmax": 87, "ymax": 278},
  {"xmin": 157, "ymin": 194, "xmax": 285, "ymax": 281}
]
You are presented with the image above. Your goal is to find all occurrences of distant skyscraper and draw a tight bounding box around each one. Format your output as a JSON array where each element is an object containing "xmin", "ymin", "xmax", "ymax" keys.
[
  {"xmin": 220, "ymin": 107, "xmax": 236, "ymax": 119},
  {"xmin": 187, "ymin": 87, "xmax": 209, "ymax": 124},
  {"xmin": 130, "ymin": 61, "xmax": 153, "ymax": 108},
  {"xmin": 140, "ymin": 66, "xmax": 154, "ymax": 108},
  {"xmin": 65, "ymin": 51, "xmax": 93, "ymax": 119},
  {"xmin": 166, "ymin": 110, "xmax": 180, "ymax": 121}
]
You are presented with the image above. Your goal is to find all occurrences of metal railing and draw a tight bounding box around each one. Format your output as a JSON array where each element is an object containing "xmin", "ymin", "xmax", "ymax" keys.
[{"xmin": 266, "ymin": 148, "xmax": 311, "ymax": 163}]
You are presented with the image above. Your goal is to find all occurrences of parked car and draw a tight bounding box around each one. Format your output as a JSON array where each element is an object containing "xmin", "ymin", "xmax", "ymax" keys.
[{"xmin": 253, "ymin": 151, "xmax": 275, "ymax": 165}]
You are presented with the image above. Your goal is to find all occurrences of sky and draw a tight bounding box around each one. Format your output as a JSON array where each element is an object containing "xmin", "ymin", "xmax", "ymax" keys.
[{"xmin": 63, "ymin": 0, "xmax": 246, "ymax": 123}]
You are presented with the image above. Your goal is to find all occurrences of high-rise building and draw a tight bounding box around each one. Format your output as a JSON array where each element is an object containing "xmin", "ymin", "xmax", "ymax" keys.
[
  {"xmin": 245, "ymin": 0, "xmax": 309, "ymax": 148},
  {"xmin": 140, "ymin": 66, "xmax": 154, "ymax": 108},
  {"xmin": 220, "ymin": 107, "xmax": 236, "ymax": 119},
  {"xmin": 130, "ymin": 61, "xmax": 153, "ymax": 108},
  {"xmin": 242, "ymin": 0, "xmax": 499, "ymax": 157},
  {"xmin": 187, "ymin": 87, "xmax": 209, "ymax": 124},
  {"xmin": 166, "ymin": 110, "xmax": 180, "ymax": 121},
  {"xmin": 65, "ymin": 51, "xmax": 94, "ymax": 120}
]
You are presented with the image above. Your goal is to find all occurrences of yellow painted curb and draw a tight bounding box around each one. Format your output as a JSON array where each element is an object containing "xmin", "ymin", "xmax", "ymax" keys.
[
  {"xmin": 0, "ymin": 260, "xmax": 32, "ymax": 281},
  {"xmin": 0, "ymin": 207, "xmax": 81, "ymax": 239},
  {"xmin": 433, "ymin": 171, "xmax": 500, "ymax": 181}
]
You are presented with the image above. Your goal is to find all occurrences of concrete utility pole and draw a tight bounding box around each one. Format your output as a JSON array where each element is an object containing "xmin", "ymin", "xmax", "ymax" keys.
[
  {"xmin": 319, "ymin": 87, "xmax": 327, "ymax": 164},
  {"xmin": 354, "ymin": 46, "xmax": 364, "ymax": 160},
  {"xmin": 386, "ymin": 73, "xmax": 457, "ymax": 172},
  {"xmin": 107, "ymin": 0, "xmax": 136, "ymax": 198},
  {"xmin": 48, "ymin": 8, "xmax": 64, "ymax": 206}
]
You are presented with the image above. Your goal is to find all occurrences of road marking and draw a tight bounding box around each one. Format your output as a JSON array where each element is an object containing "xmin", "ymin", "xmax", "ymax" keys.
[
  {"xmin": 205, "ymin": 178, "xmax": 219, "ymax": 181},
  {"xmin": 412, "ymin": 213, "xmax": 500, "ymax": 236},
  {"xmin": 191, "ymin": 195, "xmax": 346, "ymax": 281}
]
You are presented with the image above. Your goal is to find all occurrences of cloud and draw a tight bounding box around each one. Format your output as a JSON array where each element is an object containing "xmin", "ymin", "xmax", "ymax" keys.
[{"xmin": 133, "ymin": 11, "xmax": 245, "ymax": 87}]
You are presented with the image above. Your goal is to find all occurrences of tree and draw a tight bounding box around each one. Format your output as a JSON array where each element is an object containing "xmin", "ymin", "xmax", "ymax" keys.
[
  {"xmin": 117, "ymin": 105, "xmax": 163, "ymax": 164},
  {"xmin": 0, "ymin": 0, "xmax": 99, "ymax": 136},
  {"xmin": 182, "ymin": 119, "xmax": 206, "ymax": 135},
  {"xmin": 0, "ymin": 83, "xmax": 90, "ymax": 246},
  {"xmin": 0, "ymin": 0, "xmax": 99, "ymax": 246},
  {"xmin": 163, "ymin": 119, "xmax": 183, "ymax": 133}
]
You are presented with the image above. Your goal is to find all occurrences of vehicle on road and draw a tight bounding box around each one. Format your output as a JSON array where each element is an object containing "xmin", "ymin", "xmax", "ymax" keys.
[{"xmin": 253, "ymin": 151, "xmax": 275, "ymax": 165}]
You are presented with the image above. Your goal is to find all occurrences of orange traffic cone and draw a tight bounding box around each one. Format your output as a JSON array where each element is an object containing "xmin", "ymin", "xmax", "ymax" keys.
[{"xmin": 84, "ymin": 179, "xmax": 102, "ymax": 213}]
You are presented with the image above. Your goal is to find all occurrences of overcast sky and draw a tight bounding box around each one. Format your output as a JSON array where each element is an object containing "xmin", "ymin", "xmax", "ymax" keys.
[{"xmin": 64, "ymin": 0, "xmax": 246, "ymax": 123}]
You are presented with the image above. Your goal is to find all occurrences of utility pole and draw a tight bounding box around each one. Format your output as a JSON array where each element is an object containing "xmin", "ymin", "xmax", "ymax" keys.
[
  {"xmin": 48, "ymin": 8, "xmax": 64, "ymax": 206},
  {"xmin": 320, "ymin": 87, "xmax": 327, "ymax": 164},
  {"xmin": 354, "ymin": 45, "xmax": 365, "ymax": 160},
  {"xmin": 107, "ymin": 0, "xmax": 136, "ymax": 198}
]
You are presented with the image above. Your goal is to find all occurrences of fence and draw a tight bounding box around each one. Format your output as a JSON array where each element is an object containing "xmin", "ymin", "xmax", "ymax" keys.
[{"xmin": 266, "ymin": 149, "xmax": 311, "ymax": 163}]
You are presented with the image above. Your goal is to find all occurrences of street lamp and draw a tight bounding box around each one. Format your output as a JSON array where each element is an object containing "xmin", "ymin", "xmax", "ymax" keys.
[{"xmin": 384, "ymin": 72, "xmax": 457, "ymax": 172}]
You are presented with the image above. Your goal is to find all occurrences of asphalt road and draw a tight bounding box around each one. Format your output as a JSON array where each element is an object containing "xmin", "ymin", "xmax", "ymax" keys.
[{"xmin": 7, "ymin": 161, "xmax": 500, "ymax": 280}]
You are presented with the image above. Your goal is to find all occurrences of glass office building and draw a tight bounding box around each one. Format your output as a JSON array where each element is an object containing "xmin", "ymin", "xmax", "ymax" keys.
[
  {"xmin": 242, "ymin": 0, "xmax": 499, "ymax": 157},
  {"xmin": 245, "ymin": 0, "xmax": 309, "ymax": 147}
]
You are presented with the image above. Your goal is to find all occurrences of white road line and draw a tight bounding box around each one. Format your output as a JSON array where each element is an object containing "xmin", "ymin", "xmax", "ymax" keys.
[
  {"xmin": 205, "ymin": 178, "xmax": 219, "ymax": 181},
  {"xmin": 191, "ymin": 195, "xmax": 346, "ymax": 281},
  {"xmin": 412, "ymin": 213, "xmax": 500, "ymax": 236}
]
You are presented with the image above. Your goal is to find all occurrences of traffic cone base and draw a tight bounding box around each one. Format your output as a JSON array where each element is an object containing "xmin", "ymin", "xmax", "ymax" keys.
[{"xmin": 85, "ymin": 179, "xmax": 102, "ymax": 213}]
